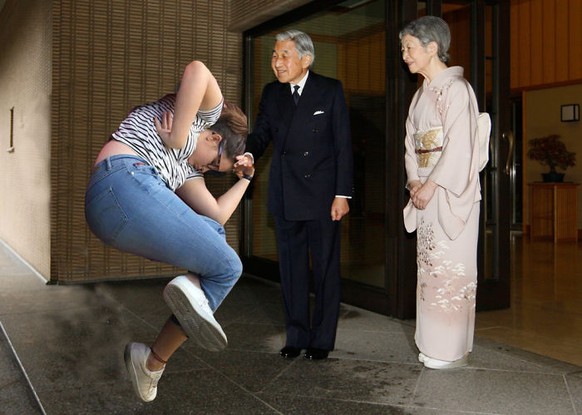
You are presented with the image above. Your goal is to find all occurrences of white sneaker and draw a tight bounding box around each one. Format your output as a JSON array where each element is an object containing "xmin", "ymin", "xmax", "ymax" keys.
[
  {"xmin": 124, "ymin": 342, "xmax": 164, "ymax": 402},
  {"xmin": 163, "ymin": 275, "xmax": 227, "ymax": 352},
  {"xmin": 421, "ymin": 353, "xmax": 469, "ymax": 370}
]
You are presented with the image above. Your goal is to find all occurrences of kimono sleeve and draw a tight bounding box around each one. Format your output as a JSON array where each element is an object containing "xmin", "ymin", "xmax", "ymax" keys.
[{"xmin": 429, "ymin": 81, "xmax": 477, "ymax": 197}]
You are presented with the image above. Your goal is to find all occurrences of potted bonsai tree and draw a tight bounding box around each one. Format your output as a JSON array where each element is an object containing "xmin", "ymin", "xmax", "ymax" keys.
[{"xmin": 527, "ymin": 134, "xmax": 576, "ymax": 182}]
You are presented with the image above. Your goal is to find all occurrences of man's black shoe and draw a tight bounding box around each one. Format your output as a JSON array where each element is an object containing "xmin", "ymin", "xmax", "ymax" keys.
[
  {"xmin": 304, "ymin": 348, "xmax": 329, "ymax": 360},
  {"xmin": 279, "ymin": 346, "xmax": 302, "ymax": 359}
]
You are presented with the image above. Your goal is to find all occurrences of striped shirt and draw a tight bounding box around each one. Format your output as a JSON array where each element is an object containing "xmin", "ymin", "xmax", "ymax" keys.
[{"xmin": 111, "ymin": 94, "xmax": 223, "ymax": 191}]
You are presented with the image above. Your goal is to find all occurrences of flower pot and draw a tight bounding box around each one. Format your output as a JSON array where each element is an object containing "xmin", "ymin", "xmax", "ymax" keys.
[{"xmin": 541, "ymin": 172, "xmax": 565, "ymax": 183}]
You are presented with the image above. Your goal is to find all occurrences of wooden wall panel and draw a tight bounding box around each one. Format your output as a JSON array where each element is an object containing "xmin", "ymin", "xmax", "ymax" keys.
[
  {"xmin": 529, "ymin": 0, "xmax": 543, "ymax": 85},
  {"xmin": 555, "ymin": 0, "xmax": 570, "ymax": 82},
  {"xmin": 511, "ymin": 0, "xmax": 582, "ymax": 90},
  {"xmin": 516, "ymin": 1, "xmax": 531, "ymax": 88},
  {"xmin": 569, "ymin": 0, "xmax": 582, "ymax": 80},
  {"xmin": 541, "ymin": 0, "xmax": 556, "ymax": 83},
  {"xmin": 510, "ymin": 0, "xmax": 520, "ymax": 89}
]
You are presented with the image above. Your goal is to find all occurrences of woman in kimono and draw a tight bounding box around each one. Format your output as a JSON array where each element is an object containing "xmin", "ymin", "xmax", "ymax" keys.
[{"xmin": 400, "ymin": 16, "xmax": 481, "ymax": 369}]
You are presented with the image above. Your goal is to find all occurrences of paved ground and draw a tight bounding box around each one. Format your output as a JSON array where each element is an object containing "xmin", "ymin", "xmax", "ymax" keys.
[{"xmin": 1, "ymin": 242, "xmax": 581, "ymax": 414}]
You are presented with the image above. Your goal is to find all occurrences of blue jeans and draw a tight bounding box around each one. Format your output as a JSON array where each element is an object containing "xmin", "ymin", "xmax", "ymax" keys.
[{"xmin": 84, "ymin": 155, "xmax": 242, "ymax": 312}]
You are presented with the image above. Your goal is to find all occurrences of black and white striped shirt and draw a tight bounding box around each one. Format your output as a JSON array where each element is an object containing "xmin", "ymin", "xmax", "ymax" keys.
[{"xmin": 111, "ymin": 94, "xmax": 222, "ymax": 191}]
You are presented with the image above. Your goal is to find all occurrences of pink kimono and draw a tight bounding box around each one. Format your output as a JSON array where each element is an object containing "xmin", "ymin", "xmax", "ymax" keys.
[{"xmin": 403, "ymin": 66, "xmax": 481, "ymax": 362}]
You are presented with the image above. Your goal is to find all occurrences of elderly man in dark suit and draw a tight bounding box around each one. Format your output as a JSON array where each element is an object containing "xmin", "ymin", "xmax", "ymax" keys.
[{"xmin": 246, "ymin": 29, "xmax": 354, "ymax": 361}]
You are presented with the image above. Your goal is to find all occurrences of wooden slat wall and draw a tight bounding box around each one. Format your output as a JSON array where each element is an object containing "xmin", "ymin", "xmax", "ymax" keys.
[
  {"xmin": 228, "ymin": 0, "xmax": 312, "ymax": 32},
  {"xmin": 511, "ymin": 0, "xmax": 582, "ymax": 90},
  {"xmin": 51, "ymin": 0, "xmax": 242, "ymax": 283}
]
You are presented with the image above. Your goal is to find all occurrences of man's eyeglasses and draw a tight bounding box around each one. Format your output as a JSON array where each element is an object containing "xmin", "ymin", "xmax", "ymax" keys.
[{"xmin": 207, "ymin": 136, "xmax": 225, "ymax": 172}]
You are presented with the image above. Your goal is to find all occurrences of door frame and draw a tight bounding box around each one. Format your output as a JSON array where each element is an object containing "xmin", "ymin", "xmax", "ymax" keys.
[{"xmin": 476, "ymin": 0, "xmax": 511, "ymax": 310}]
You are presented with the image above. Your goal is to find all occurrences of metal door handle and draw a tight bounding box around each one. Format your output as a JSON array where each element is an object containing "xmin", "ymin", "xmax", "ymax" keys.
[{"xmin": 501, "ymin": 131, "xmax": 514, "ymax": 175}]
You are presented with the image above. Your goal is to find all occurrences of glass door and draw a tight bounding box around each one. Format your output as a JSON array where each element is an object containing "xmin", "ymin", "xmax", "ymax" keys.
[
  {"xmin": 243, "ymin": 0, "xmax": 392, "ymax": 313},
  {"xmin": 437, "ymin": 0, "xmax": 511, "ymax": 310}
]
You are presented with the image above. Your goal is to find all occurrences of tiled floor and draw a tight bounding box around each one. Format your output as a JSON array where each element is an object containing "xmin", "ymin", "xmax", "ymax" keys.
[
  {"xmin": 1, "ymin": 238, "xmax": 582, "ymax": 414},
  {"xmin": 475, "ymin": 234, "xmax": 582, "ymax": 367}
]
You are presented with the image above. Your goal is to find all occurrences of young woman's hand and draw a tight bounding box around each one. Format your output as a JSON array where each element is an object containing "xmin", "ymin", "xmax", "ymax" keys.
[{"xmin": 154, "ymin": 111, "xmax": 174, "ymax": 146}]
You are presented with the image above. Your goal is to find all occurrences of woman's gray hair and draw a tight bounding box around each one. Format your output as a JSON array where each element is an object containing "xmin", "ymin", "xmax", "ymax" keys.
[
  {"xmin": 275, "ymin": 30, "xmax": 315, "ymax": 68},
  {"xmin": 399, "ymin": 16, "xmax": 450, "ymax": 63}
]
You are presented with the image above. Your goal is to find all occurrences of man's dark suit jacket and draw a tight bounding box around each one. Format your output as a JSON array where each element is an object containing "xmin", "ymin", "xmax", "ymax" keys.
[{"xmin": 246, "ymin": 71, "xmax": 354, "ymax": 221}]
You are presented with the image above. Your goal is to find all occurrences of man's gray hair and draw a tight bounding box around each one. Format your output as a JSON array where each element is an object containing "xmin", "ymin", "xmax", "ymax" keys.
[{"xmin": 275, "ymin": 29, "xmax": 315, "ymax": 68}]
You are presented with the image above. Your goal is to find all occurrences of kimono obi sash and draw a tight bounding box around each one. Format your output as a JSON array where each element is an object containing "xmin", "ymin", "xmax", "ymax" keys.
[{"xmin": 414, "ymin": 126, "xmax": 444, "ymax": 168}]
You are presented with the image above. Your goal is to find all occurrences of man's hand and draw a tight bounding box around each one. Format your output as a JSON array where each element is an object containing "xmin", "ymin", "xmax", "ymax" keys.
[
  {"xmin": 331, "ymin": 197, "xmax": 350, "ymax": 221},
  {"xmin": 233, "ymin": 153, "xmax": 255, "ymax": 178}
]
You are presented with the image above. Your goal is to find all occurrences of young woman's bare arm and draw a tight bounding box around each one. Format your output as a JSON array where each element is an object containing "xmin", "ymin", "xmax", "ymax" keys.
[
  {"xmin": 155, "ymin": 61, "xmax": 223, "ymax": 149},
  {"xmin": 176, "ymin": 177, "xmax": 251, "ymax": 226}
]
